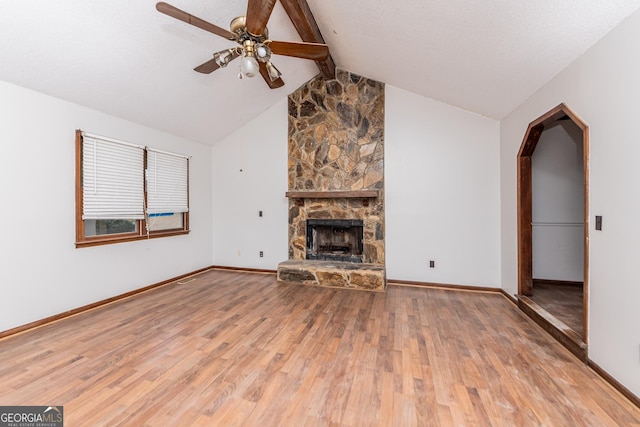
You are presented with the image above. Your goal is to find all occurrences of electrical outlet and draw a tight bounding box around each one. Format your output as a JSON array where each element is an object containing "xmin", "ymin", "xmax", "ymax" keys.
[
  {"xmin": 429, "ymin": 260, "xmax": 435, "ymax": 268},
  {"xmin": 259, "ymin": 251, "xmax": 264, "ymax": 258}
]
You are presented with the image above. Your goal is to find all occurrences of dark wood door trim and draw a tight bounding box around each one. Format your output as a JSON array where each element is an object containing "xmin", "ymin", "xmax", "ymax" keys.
[{"xmin": 517, "ymin": 103, "xmax": 590, "ymax": 342}]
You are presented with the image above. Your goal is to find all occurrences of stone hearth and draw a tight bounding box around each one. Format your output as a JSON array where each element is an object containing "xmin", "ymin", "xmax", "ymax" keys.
[
  {"xmin": 277, "ymin": 260, "xmax": 385, "ymax": 291},
  {"xmin": 277, "ymin": 69, "xmax": 386, "ymax": 291}
]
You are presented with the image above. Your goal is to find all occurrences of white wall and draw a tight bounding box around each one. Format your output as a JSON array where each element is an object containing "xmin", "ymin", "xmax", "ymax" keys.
[
  {"xmin": 0, "ymin": 80, "xmax": 213, "ymax": 333},
  {"xmin": 500, "ymin": 8, "xmax": 640, "ymax": 397},
  {"xmin": 532, "ymin": 122, "xmax": 584, "ymax": 281},
  {"xmin": 385, "ymin": 86, "xmax": 501, "ymax": 287},
  {"xmin": 211, "ymin": 99, "xmax": 289, "ymax": 269},
  {"xmin": 211, "ymin": 87, "xmax": 502, "ymax": 288}
]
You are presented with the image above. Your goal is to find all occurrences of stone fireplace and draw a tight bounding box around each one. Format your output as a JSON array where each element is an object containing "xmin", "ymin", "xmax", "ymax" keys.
[{"xmin": 277, "ymin": 69, "xmax": 386, "ymax": 291}]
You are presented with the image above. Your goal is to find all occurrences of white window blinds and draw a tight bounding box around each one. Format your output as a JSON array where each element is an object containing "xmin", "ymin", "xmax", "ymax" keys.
[
  {"xmin": 146, "ymin": 148, "xmax": 189, "ymax": 215},
  {"xmin": 82, "ymin": 134, "xmax": 145, "ymax": 220}
]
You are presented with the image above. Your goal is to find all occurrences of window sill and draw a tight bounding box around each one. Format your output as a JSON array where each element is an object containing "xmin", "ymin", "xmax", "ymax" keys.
[{"xmin": 75, "ymin": 229, "xmax": 190, "ymax": 248}]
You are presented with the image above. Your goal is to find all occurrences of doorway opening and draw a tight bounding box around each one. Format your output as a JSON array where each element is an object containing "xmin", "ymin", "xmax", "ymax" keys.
[{"xmin": 516, "ymin": 103, "xmax": 589, "ymax": 360}]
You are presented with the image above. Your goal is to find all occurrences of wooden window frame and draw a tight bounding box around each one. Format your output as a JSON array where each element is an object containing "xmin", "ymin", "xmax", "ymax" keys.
[{"xmin": 75, "ymin": 130, "xmax": 189, "ymax": 248}]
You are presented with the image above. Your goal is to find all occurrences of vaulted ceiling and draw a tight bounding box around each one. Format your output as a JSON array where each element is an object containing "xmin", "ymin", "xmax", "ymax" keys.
[{"xmin": 1, "ymin": 1, "xmax": 639, "ymax": 146}]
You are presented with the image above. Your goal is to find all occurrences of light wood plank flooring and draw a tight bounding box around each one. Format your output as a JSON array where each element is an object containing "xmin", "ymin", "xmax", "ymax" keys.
[
  {"xmin": 1, "ymin": 269, "xmax": 639, "ymax": 426},
  {"xmin": 531, "ymin": 281, "xmax": 584, "ymax": 337}
]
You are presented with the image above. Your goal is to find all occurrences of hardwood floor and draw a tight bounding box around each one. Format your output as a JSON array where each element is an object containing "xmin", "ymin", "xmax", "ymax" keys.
[
  {"xmin": 530, "ymin": 281, "xmax": 584, "ymax": 337},
  {"xmin": 1, "ymin": 269, "xmax": 639, "ymax": 426}
]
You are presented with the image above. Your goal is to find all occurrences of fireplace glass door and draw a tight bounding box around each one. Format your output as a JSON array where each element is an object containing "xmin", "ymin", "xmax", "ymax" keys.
[{"xmin": 306, "ymin": 219, "xmax": 364, "ymax": 263}]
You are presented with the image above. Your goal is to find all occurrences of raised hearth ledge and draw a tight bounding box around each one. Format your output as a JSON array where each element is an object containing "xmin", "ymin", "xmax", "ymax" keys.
[
  {"xmin": 277, "ymin": 260, "xmax": 386, "ymax": 292},
  {"xmin": 285, "ymin": 190, "xmax": 380, "ymax": 199}
]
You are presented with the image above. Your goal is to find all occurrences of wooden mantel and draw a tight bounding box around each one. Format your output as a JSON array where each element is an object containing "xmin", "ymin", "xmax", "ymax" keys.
[{"xmin": 285, "ymin": 190, "xmax": 380, "ymax": 199}]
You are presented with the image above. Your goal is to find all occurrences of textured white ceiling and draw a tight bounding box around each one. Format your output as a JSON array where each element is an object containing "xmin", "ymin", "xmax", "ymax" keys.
[
  {"xmin": 307, "ymin": 0, "xmax": 640, "ymax": 119},
  {"xmin": 1, "ymin": 1, "xmax": 639, "ymax": 145}
]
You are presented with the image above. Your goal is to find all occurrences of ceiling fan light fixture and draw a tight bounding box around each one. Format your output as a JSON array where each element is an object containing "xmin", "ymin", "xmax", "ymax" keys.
[
  {"xmin": 265, "ymin": 61, "xmax": 282, "ymax": 82},
  {"xmin": 255, "ymin": 43, "xmax": 271, "ymax": 63},
  {"xmin": 214, "ymin": 50, "xmax": 233, "ymax": 68},
  {"xmin": 240, "ymin": 55, "xmax": 259, "ymax": 78},
  {"xmin": 239, "ymin": 40, "xmax": 259, "ymax": 78}
]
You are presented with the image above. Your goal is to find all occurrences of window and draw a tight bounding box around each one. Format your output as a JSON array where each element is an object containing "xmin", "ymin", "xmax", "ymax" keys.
[
  {"xmin": 146, "ymin": 148, "xmax": 189, "ymax": 232},
  {"xmin": 75, "ymin": 130, "xmax": 189, "ymax": 247}
]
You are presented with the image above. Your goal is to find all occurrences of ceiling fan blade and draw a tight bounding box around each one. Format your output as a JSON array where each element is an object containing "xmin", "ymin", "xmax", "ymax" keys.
[
  {"xmin": 194, "ymin": 58, "xmax": 220, "ymax": 74},
  {"xmin": 268, "ymin": 40, "xmax": 329, "ymax": 60},
  {"xmin": 193, "ymin": 49, "xmax": 240, "ymax": 73},
  {"xmin": 245, "ymin": 0, "xmax": 276, "ymax": 36},
  {"xmin": 156, "ymin": 2, "xmax": 236, "ymax": 40},
  {"xmin": 259, "ymin": 62, "xmax": 285, "ymax": 89}
]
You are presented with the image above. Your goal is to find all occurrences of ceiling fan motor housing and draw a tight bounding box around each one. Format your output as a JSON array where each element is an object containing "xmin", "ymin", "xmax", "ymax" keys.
[{"xmin": 230, "ymin": 16, "xmax": 269, "ymax": 41}]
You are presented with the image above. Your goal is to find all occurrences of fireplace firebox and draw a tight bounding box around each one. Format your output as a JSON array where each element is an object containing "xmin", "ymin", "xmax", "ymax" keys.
[{"xmin": 306, "ymin": 219, "xmax": 364, "ymax": 263}]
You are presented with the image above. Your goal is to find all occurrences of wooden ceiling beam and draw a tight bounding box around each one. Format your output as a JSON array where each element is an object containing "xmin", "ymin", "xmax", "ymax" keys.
[{"xmin": 279, "ymin": 0, "xmax": 336, "ymax": 79}]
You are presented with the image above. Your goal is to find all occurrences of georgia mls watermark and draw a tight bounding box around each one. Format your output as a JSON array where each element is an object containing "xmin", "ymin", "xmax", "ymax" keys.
[{"xmin": 0, "ymin": 406, "xmax": 63, "ymax": 427}]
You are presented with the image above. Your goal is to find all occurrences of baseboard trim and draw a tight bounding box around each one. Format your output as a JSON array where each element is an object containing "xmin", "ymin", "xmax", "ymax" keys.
[
  {"xmin": 210, "ymin": 265, "xmax": 277, "ymax": 274},
  {"xmin": 387, "ymin": 279, "xmax": 519, "ymax": 304},
  {"xmin": 588, "ymin": 359, "xmax": 640, "ymax": 410},
  {"xmin": 533, "ymin": 278, "xmax": 584, "ymax": 287},
  {"xmin": 500, "ymin": 289, "xmax": 518, "ymax": 304},
  {"xmin": 0, "ymin": 266, "xmax": 211, "ymax": 340},
  {"xmin": 388, "ymin": 279, "xmax": 499, "ymax": 293}
]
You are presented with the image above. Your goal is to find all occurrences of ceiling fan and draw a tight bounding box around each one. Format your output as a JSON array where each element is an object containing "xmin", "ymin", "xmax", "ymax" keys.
[{"xmin": 156, "ymin": 1, "xmax": 330, "ymax": 89}]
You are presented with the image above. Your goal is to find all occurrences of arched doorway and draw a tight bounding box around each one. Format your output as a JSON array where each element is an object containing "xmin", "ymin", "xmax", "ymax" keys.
[{"xmin": 517, "ymin": 103, "xmax": 589, "ymax": 359}]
